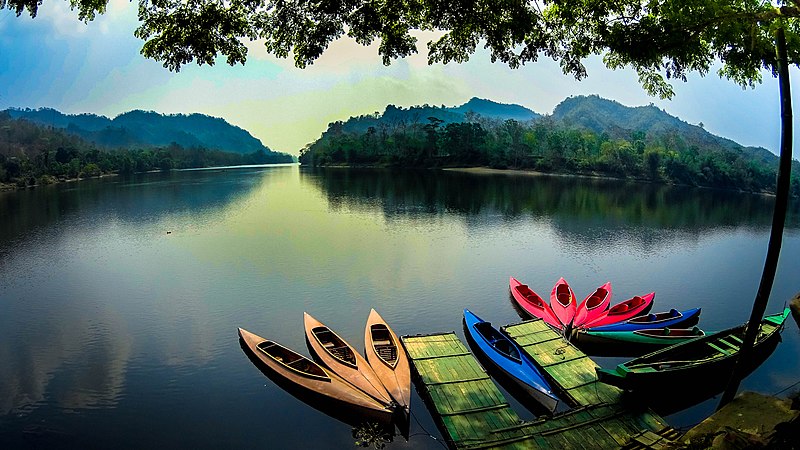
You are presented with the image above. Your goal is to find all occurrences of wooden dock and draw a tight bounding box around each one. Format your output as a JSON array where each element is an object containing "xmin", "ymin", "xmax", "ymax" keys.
[
  {"xmin": 501, "ymin": 320, "xmax": 623, "ymax": 408},
  {"xmin": 402, "ymin": 323, "xmax": 677, "ymax": 449}
]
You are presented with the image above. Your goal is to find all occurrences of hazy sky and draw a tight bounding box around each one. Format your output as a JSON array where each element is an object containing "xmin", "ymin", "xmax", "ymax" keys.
[{"xmin": 1, "ymin": 0, "xmax": 795, "ymax": 156}]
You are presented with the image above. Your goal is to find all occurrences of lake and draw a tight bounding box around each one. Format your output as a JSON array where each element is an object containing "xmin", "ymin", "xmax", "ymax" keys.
[{"xmin": 1, "ymin": 165, "xmax": 799, "ymax": 449}]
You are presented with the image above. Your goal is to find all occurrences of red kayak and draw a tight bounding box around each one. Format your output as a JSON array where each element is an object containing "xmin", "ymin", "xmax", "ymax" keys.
[
  {"xmin": 579, "ymin": 292, "xmax": 655, "ymax": 329},
  {"xmin": 509, "ymin": 277, "xmax": 563, "ymax": 329},
  {"xmin": 549, "ymin": 277, "xmax": 577, "ymax": 328},
  {"xmin": 572, "ymin": 282, "xmax": 612, "ymax": 328}
]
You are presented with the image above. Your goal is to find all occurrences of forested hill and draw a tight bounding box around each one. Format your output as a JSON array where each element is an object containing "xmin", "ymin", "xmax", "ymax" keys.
[
  {"xmin": 300, "ymin": 95, "xmax": 799, "ymax": 196},
  {"xmin": 334, "ymin": 97, "xmax": 539, "ymax": 134},
  {"xmin": 4, "ymin": 108, "xmax": 285, "ymax": 158},
  {"xmin": 552, "ymin": 95, "xmax": 779, "ymax": 168}
]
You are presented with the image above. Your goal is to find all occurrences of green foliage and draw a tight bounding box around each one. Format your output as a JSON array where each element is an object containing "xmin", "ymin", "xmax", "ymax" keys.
[
  {"xmin": 0, "ymin": 114, "xmax": 289, "ymax": 188},
  {"xmin": 7, "ymin": 0, "xmax": 797, "ymax": 100},
  {"xmin": 300, "ymin": 105, "xmax": 799, "ymax": 196}
]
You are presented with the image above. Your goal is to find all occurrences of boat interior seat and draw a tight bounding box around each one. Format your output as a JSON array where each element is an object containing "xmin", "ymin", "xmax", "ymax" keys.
[
  {"xmin": 717, "ymin": 338, "xmax": 739, "ymax": 350},
  {"xmin": 372, "ymin": 339, "xmax": 392, "ymax": 347},
  {"xmin": 728, "ymin": 335, "xmax": 744, "ymax": 344},
  {"xmin": 706, "ymin": 342, "xmax": 732, "ymax": 355}
]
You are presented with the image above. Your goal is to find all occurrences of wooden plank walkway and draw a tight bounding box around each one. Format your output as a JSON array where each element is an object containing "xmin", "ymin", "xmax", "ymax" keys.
[
  {"xmin": 501, "ymin": 319, "xmax": 623, "ymax": 408},
  {"xmin": 402, "ymin": 325, "xmax": 673, "ymax": 449}
]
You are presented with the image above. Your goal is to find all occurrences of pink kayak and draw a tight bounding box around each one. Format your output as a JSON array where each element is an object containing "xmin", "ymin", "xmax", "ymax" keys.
[
  {"xmin": 572, "ymin": 282, "xmax": 612, "ymax": 328},
  {"xmin": 549, "ymin": 277, "xmax": 577, "ymax": 328},
  {"xmin": 509, "ymin": 277, "xmax": 563, "ymax": 329},
  {"xmin": 579, "ymin": 292, "xmax": 655, "ymax": 329}
]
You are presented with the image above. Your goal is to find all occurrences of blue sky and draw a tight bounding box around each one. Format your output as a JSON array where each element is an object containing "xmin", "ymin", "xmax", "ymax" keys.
[{"xmin": 0, "ymin": 0, "xmax": 793, "ymax": 155}]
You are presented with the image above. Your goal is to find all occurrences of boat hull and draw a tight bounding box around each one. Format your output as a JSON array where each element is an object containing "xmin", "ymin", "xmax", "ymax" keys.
[
  {"xmin": 573, "ymin": 282, "xmax": 612, "ymax": 328},
  {"xmin": 509, "ymin": 277, "xmax": 562, "ymax": 329},
  {"xmin": 463, "ymin": 309, "xmax": 559, "ymax": 413},
  {"xmin": 580, "ymin": 292, "xmax": 655, "ymax": 329},
  {"xmin": 572, "ymin": 327, "xmax": 704, "ymax": 357},
  {"xmin": 237, "ymin": 328, "xmax": 393, "ymax": 422},
  {"xmin": 596, "ymin": 308, "xmax": 789, "ymax": 392},
  {"xmin": 303, "ymin": 312, "xmax": 393, "ymax": 406},
  {"xmin": 364, "ymin": 308, "xmax": 412, "ymax": 416},
  {"xmin": 549, "ymin": 277, "xmax": 577, "ymax": 329},
  {"xmin": 587, "ymin": 308, "xmax": 701, "ymax": 332}
]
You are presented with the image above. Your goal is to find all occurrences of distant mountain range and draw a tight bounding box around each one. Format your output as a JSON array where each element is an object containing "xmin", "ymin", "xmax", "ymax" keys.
[
  {"xmin": 327, "ymin": 95, "xmax": 782, "ymax": 168},
  {"xmin": 4, "ymin": 108, "xmax": 292, "ymax": 160}
]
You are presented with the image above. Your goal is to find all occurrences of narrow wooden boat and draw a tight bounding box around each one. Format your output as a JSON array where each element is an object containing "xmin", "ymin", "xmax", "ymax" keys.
[
  {"xmin": 237, "ymin": 328, "xmax": 393, "ymax": 420},
  {"xmin": 587, "ymin": 307, "xmax": 701, "ymax": 332},
  {"xmin": 364, "ymin": 309, "xmax": 411, "ymax": 416},
  {"xmin": 596, "ymin": 308, "xmax": 790, "ymax": 392},
  {"xmin": 578, "ymin": 292, "xmax": 655, "ymax": 329},
  {"xmin": 463, "ymin": 309, "xmax": 560, "ymax": 413},
  {"xmin": 303, "ymin": 312, "xmax": 393, "ymax": 406},
  {"xmin": 509, "ymin": 276, "xmax": 563, "ymax": 329},
  {"xmin": 549, "ymin": 277, "xmax": 577, "ymax": 329},
  {"xmin": 572, "ymin": 282, "xmax": 612, "ymax": 328},
  {"xmin": 572, "ymin": 326, "xmax": 705, "ymax": 356}
]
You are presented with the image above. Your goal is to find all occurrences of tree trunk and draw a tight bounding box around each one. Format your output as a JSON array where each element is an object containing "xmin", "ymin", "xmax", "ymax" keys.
[{"xmin": 718, "ymin": 25, "xmax": 794, "ymax": 409}]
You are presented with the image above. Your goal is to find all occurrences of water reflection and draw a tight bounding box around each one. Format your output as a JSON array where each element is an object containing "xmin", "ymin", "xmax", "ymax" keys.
[{"xmin": 302, "ymin": 167, "xmax": 800, "ymax": 247}]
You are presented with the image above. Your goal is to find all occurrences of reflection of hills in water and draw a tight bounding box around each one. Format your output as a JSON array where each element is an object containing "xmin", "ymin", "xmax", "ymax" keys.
[
  {"xmin": 0, "ymin": 168, "xmax": 271, "ymax": 249},
  {"xmin": 302, "ymin": 168, "xmax": 800, "ymax": 247}
]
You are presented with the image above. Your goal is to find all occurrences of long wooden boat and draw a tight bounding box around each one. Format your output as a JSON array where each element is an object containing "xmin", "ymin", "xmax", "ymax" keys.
[
  {"xmin": 463, "ymin": 309, "xmax": 560, "ymax": 413},
  {"xmin": 549, "ymin": 277, "xmax": 577, "ymax": 329},
  {"xmin": 237, "ymin": 328, "xmax": 393, "ymax": 421},
  {"xmin": 596, "ymin": 308, "xmax": 790, "ymax": 392},
  {"xmin": 572, "ymin": 326, "xmax": 705, "ymax": 356},
  {"xmin": 587, "ymin": 307, "xmax": 701, "ymax": 332},
  {"xmin": 572, "ymin": 281, "xmax": 612, "ymax": 328},
  {"xmin": 579, "ymin": 292, "xmax": 655, "ymax": 329},
  {"xmin": 364, "ymin": 308, "xmax": 411, "ymax": 416},
  {"xmin": 509, "ymin": 277, "xmax": 562, "ymax": 329},
  {"xmin": 303, "ymin": 312, "xmax": 393, "ymax": 406}
]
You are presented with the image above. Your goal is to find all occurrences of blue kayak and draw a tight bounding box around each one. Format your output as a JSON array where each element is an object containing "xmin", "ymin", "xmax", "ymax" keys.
[
  {"xmin": 463, "ymin": 309, "xmax": 559, "ymax": 413},
  {"xmin": 586, "ymin": 307, "xmax": 701, "ymax": 332}
]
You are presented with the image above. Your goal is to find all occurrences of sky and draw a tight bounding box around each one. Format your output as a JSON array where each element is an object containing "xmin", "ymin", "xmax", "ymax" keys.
[{"xmin": 0, "ymin": 0, "xmax": 795, "ymax": 156}]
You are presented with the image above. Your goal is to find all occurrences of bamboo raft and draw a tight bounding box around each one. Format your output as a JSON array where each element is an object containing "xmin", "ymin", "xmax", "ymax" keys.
[{"xmin": 402, "ymin": 321, "xmax": 678, "ymax": 449}]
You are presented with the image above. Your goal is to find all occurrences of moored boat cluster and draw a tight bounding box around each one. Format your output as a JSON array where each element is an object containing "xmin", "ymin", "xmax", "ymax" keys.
[{"xmin": 509, "ymin": 276, "xmax": 705, "ymax": 356}]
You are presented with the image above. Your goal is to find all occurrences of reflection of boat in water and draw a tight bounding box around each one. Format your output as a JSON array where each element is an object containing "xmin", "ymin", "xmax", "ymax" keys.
[
  {"xmin": 238, "ymin": 328, "xmax": 394, "ymax": 428},
  {"xmin": 304, "ymin": 312, "xmax": 393, "ymax": 406},
  {"xmin": 596, "ymin": 308, "xmax": 790, "ymax": 394},
  {"xmin": 364, "ymin": 309, "xmax": 411, "ymax": 417}
]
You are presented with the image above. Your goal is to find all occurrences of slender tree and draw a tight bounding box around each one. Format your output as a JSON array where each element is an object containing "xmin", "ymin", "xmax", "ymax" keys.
[{"xmin": 6, "ymin": 0, "xmax": 796, "ymax": 405}]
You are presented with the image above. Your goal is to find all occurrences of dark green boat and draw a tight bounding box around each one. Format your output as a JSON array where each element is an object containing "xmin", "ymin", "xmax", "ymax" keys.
[
  {"xmin": 596, "ymin": 308, "xmax": 790, "ymax": 391},
  {"xmin": 572, "ymin": 326, "xmax": 705, "ymax": 357}
]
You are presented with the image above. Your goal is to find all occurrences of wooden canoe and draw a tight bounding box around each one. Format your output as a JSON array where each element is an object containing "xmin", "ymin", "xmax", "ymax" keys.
[
  {"xmin": 578, "ymin": 292, "xmax": 655, "ymax": 329},
  {"xmin": 237, "ymin": 327, "xmax": 393, "ymax": 420},
  {"xmin": 509, "ymin": 277, "xmax": 563, "ymax": 329},
  {"xmin": 572, "ymin": 281, "xmax": 612, "ymax": 328},
  {"xmin": 549, "ymin": 277, "xmax": 577, "ymax": 329},
  {"xmin": 364, "ymin": 309, "xmax": 411, "ymax": 415},
  {"xmin": 303, "ymin": 312, "xmax": 393, "ymax": 406},
  {"xmin": 596, "ymin": 308, "xmax": 790, "ymax": 392},
  {"xmin": 463, "ymin": 309, "xmax": 560, "ymax": 413}
]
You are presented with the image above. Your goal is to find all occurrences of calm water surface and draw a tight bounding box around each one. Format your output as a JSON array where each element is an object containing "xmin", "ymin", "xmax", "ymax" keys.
[{"xmin": 1, "ymin": 165, "xmax": 799, "ymax": 449}]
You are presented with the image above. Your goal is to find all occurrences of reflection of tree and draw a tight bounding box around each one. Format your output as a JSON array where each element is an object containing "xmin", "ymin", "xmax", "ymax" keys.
[{"xmin": 302, "ymin": 168, "xmax": 799, "ymax": 246}]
